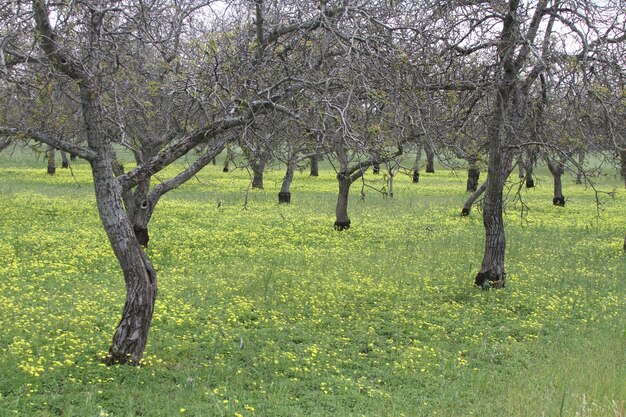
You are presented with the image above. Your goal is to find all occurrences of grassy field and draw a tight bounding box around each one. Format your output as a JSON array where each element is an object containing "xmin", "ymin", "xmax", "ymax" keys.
[{"xmin": 0, "ymin": 151, "xmax": 624, "ymax": 417}]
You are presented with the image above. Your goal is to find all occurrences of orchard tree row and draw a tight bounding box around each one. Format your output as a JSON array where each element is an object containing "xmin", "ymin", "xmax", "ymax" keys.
[{"xmin": 0, "ymin": 0, "xmax": 624, "ymax": 364}]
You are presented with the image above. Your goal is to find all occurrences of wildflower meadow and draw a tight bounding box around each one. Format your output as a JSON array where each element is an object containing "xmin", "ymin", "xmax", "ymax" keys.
[{"xmin": 0, "ymin": 153, "xmax": 624, "ymax": 417}]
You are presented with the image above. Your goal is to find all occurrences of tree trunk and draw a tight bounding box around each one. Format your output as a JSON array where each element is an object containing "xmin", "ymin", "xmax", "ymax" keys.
[
  {"xmin": 372, "ymin": 162, "xmax": 380, "ymax": 174},
  {"xmin": 412, "ymin": 144, "xmax": 423, "ymax": 183},
  {"xmin": 251, "ymin": 160, "xmax": 265, "ymax": 189},
  {"xmin": 334, "ymin": 172, "xmax": 351, "ymax": 230},
  {"xmin": 223, "ymin": 145, "xmax": 233, "ymax": 173},
  {"xmin": 462, "ymin": 180, "xmax": 487, "ymax": 216},
  {"xmin": 309, "ymin": 154, "xmax": 319, "ymax": 177},
  {"xmin": 524, "ymin": 148, "xmax": 536, "ymax": 188},
  {"xmin": 279, "ymin": 161, "xmax": 295, "ymax": 204},
  {"xmin": 387, "ymin": 162, "xmax": 394, "ymax": 198},
  {"xmin": 46, "ymin": 145, "xmax": 56, "ymax": 175},
  {"xmin": 547, "ymin": 158, "xmax": 565, "ymax": 206},
  {"xmin": 60, "ymin": 150, "xmax": 69, "ymax": 168},
  {"xmin": 425, "ymin": 142, "xmax": 435, "ymax": 173},
  {"xmin": 575, "ymin": 151, "xmax": 585, "ymax": 184},
  {"xmin": 0, "ymin": 138, "xmax": 11, "ymax": 154},
  {"xmin": 78, "ymin": 82, "xmax": 157, "ymax": 365},
  {"xmin": 517, "ymin": 152, "xmax": 525, "ymax": 178},
  {"xmin": 466, "ymin": 157, "xmax": 480, "ymax": 192},
  {"xmin": 619, "ymin": 149, "xmax": 626, "ymax": 188}
]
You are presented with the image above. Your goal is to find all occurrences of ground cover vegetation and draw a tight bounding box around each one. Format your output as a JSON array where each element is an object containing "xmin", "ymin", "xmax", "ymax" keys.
[{"xmin": 0, "ymin": 152, "xmax": 624, "ymax": 416}]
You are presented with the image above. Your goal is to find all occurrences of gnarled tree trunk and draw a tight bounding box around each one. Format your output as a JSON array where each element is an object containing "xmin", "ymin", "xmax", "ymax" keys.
[
  {"xmin": 60, "ymin": 150, "xmax": 69, "ymax": 168},
  {"xmin": 619, "ymin": 149, "xmax": 626, "ymax": 188},
  {"xmin": 335, "ymin": 172, "xmax": 351, "ymax": 230}
]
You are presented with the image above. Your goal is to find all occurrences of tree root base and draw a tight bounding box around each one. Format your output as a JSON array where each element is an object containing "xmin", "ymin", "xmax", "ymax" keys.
[
  {"xmin": 475, "ymin": 271, "xmax": 506, "ymax": 289},
  {"xmin": 278, "ymin": 192, "xmax": 291, "ymax": 204},
  {"xmin": 334, "ymin": 220, "xmax": 351, "ymax": 231},
  {"xmin": 553, "ymin": 196, "xmax": 565, "ymax": 206}
]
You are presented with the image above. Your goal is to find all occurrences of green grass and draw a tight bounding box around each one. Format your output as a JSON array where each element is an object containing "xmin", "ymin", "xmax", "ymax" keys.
[{"xmin": 0, "ymin": 151, "xmax": 624, "ymax": 417}]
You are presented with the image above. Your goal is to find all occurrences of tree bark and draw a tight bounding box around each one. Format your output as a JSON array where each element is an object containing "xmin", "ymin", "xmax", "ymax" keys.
[
  {"xmin": 412, "ymin": 143, "xmax": 423, "ymax": 183},
  {"xmin": 461, "ymin": 180, "xmax": 487, "ymax": 216},
  {"xmin": 425, "ymin": 142, "xmax": 435, "ymax": 173},
  {"xmin": 279, "ymin": 161, "xmax": 295, "ymax": 203},
  {"xmin": 334, "ymin": 172, "xmax": 351, "ymax": 230},
  {"xmin": 524, "ymin": 148, "xmax": 536, "ymax": 188},
  {"xmin": 60, "ymin": 150, "xmax": 69, "ymax": 168},
  {"xmin": 466, "ymin": 157, "xmax": 480, "ymax": 192},
  {"xmin": 309, "ymin": 154, "xmax": 319, "ymax": 176},
  {"xmin": 223, "ymin": 145, "xmax": 233, "ymax": 172},
  {"xmin": 251, "ymin": 160, "xmax": 266, "ymax": 189},
  {"xmin": 575, "ymin": 151, "xmax": 585, "ymax": 184},
  {"xmin": 46, "ymin": 145, "xmax": 56, "ymax": 175},
  {"xmin": 0, "ymin": 138, "xmax": 11, "ymax": 154},
  {"xmin": 619, "ymin": 149, "xmax": 626, "ymax": 188},
  {"xmin": 546, "ymin": 157, "xmax": 565, "ymax": 206}
]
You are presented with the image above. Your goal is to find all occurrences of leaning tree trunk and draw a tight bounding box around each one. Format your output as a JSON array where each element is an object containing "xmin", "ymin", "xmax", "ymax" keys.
[
  {"xmin": 309, "ymin": 154, "xmax": 319, "ymax": 177},
  {"xmin": 412, "ymin": 143, "xmax": 423, "ymax": 183},
  {"xmin": 46, "ymin": 145, "xmax": 56, "ymax": 175},
  {"xmin": 547, "ymin": 158, "xmax": 565, "ymax": 206},
  {"xmin": 335, "ymin": 172, "xmax": 352, "ymax": 230},
  {"xmin": 461, "ymin": 180, "xmax": 487, "ymax": 216},
  {"xmin": 251, "ymin": 160, "xmax": 266, "ymax": 189},
  {"xmin": 78, "ymin": 81, "xmax": 157, "ymax": 365},
  {"xmin": 425, "ymin": 142, "xmax": 435, "ymax": 173},
  {"xmin": 279, "ymin": 161, "xmax": 295, "ymax": 204},
  {"xmin": 466, "ymin": 156, "xmax": 480, "ymax": 192}
]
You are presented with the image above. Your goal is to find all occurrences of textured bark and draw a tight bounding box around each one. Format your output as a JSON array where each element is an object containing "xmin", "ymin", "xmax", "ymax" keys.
[
  {"xmin": 372, "ymin": 162, "xmax": 380, "ymax": 174},
  {"xmin": 524, "ymin": 153, "xmax": 535, "ymax": 188},
  {"xmin": 425, "ymin": 143, "xmax": 435, "ymax": 173},
  {"xmin": 517, "ymin": 153, "xmax": 525, "ymax": 178},
  {"xmin": 334, "ymin": 173, "xmax": 351, "ymax": 230},
  {"xmin": 46, "ymin": 145, "xmax": 56, "ymax": 175},
  {"xmin": 387, "ymin": 162, "xmax": 395, "ymax": 198},
  {"xmin": 309, "ymin": 154, "xmax": 319, "ymax": 176},
  {"xmin": 251, "ymin": 160, "xmax": 266, "ymax": 189}
]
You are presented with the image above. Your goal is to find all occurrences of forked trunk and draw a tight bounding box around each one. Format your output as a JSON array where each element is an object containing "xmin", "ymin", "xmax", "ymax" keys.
[
  {"xmin": 90, "ymin": 158, "xmax": 157, "ymax": 365},
  {"xmin": 46, "ymin": 145, "xmax": 56, "ymax": 175},
  {"xmin": 279, "ymin": 161, "xmax": 295, "ymax": 204},
  {"xmin": 547, "ymin": 158, "xmax": 565, "ymax": 206},
  {"xmin": 334, "ymin": 173, "xmax": 351, "ymax": 230},
  {"xmin": 309, "ymin": 154, "xmax": 319, "ymax": 177}
]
